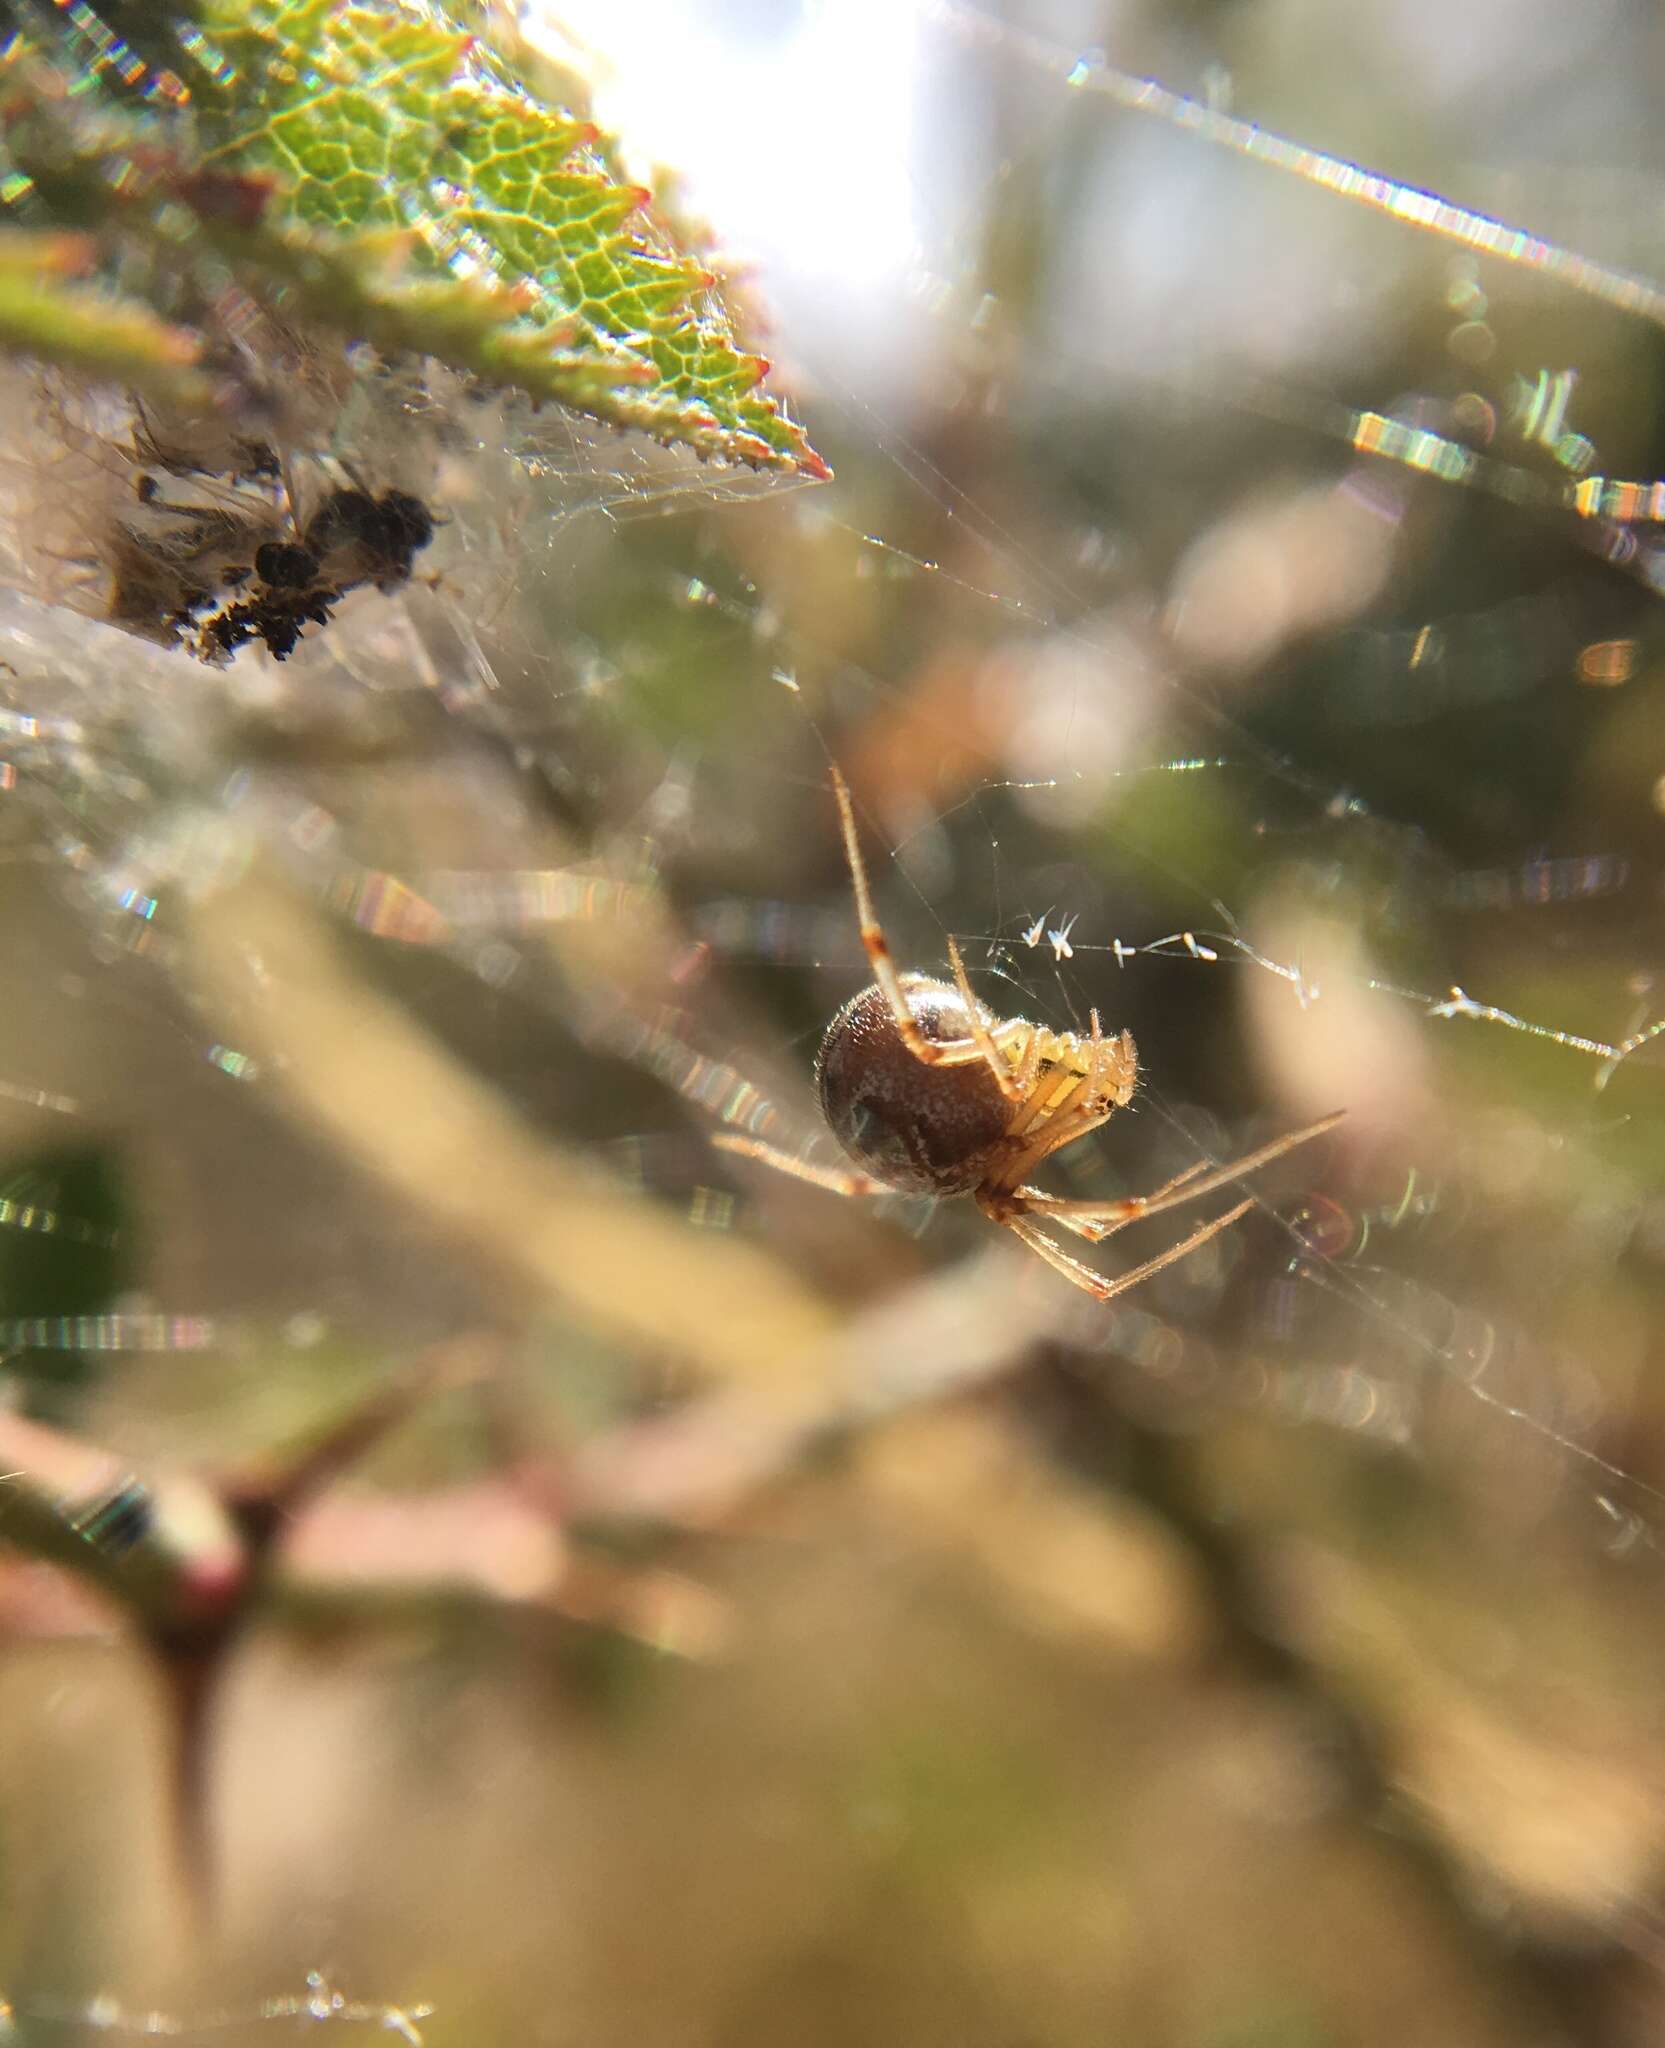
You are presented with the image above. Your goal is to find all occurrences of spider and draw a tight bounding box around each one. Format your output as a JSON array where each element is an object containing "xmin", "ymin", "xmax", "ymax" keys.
[{"xmin": 714, "ymin": 768, "xmax": 1344, "ymax": 1304}]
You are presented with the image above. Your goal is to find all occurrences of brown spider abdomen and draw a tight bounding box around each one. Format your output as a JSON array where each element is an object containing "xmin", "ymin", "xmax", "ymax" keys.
[{"xmin": 815, "ymin": 976, "xmax": 1015, "ymax": 1197}]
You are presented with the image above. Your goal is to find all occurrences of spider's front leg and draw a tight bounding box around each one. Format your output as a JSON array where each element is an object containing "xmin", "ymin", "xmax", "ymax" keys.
[
  {"xmin": 997, "ymin": 1018, "xmax": 1138, "ymax": 1186},
  {"xmin": 1018, "ymin": 1110, "xmax": 1346, "ymax": 1240},
  {"xmin": 1010, "ymin": 1158, "xmax": 1211, "ymax": 1244},
  {"xmin": 1007, "ymin": 1198, "xmax": 1255, "ymax": 1304},
  {"xmin": 711, "ymin": 1132, "xmax": 890, "ymax": 1199},
  {"xmin": 829, "ymin": 764, "xmax": 1021, "ymax": 1101}
]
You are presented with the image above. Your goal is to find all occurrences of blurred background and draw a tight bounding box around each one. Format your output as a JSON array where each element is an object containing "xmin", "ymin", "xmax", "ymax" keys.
[{"xmin": 6, "ymin": 0, "xmax": 1665, "ymax": 2041}]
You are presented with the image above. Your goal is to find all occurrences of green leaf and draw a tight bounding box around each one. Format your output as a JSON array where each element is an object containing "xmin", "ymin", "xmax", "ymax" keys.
[{"xmin": 0, "ymin": 0, "xmax": 830, "ymax": 478}]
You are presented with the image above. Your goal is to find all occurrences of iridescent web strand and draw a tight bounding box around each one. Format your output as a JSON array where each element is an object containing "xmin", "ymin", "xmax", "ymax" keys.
[
  {"xmin": 936, "ymin": 7, "xmax": 1665, "ymax": 527},
  {"xmin": 936, "ymin": 3, "xmax": 1665, "ymax": 330}
]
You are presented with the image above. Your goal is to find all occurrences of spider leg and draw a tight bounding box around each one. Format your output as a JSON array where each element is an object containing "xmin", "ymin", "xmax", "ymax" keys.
[
  {"xmin": 1008, "ymin": 1197, "xmax": 1255, "ymax": 1303},
  {"xmin": 1007, "ymin": 1020, "xmax": 1100, "ymax": 1141},
  {"xmin": 1006, "ymin": 1021, "xmax": 1135, "ymax": 1143},
  {"xmin": 830, "ymin": 764, "xmax": 1020, "ymax": 1099},
  {"xmin": 712, "ymin": 1132, "xmax": 890, "ymax": 1198},
  {"xmin": 1007, "ymin": 1034, "xmax": 1111, "ymax": 1144},
  {"xmin": 1015, "ymin": 1158, "xmax": 1212, "ymax": 1241},
  {"xmin": 999, "ymin": 1102, "xmax": 1119, "ymax": 1193},
  {"xmin": 998, "ymin": 1040, "xmax": 1132, "ymax": 1187},
  {"xmin": 1000, "ymin": 1029, "xmax": 1134, "ymax": 1195},
  {"xmin": 1002, "ymin": 1020, "xmax": 1045, "ymax": 1114},
  {"xmin": 1017, "ymin": 1111, "xmax": 1345, "ymax": 1239},
  {"xmin": 946, "ymin": 935, "xmax": 1022, "ymax": 1100}
]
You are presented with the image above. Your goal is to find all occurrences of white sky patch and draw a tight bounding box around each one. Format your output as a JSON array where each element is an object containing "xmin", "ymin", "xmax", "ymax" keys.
[{"xmin": 525, "ymin": 0, "xmax": 923, "ymax": 291}]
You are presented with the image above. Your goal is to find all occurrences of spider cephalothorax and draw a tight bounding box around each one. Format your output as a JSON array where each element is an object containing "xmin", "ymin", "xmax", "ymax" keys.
[{"xmin": 718, "ymin": 768, "xmax": 1341, "ymax": 1304}]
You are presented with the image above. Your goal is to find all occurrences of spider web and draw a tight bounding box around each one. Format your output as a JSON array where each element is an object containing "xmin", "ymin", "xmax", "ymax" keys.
[
  {"xmin": 537, "ymin": 0, "xmax": 1665, "ymax": 1527},
  {"xmin": 5, "ymin": 1975, "xmax": 429, "ymax": 2042},
  {"xmin": 510, "ymin": 0, "xmax": 1665, "ymax": 1987},
  {"xmin": 6, "ymin": 0, "xmax": 1665, "ymax": 2034}
]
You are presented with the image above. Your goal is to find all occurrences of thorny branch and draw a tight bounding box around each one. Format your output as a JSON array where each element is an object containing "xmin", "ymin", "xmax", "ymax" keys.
[
  {"xmin": 0, "ymin": 1248, "xmax": 1061, "ymax": 1906},
  {"xmin": 0, "ymin": 1235, "xmax": 1641, "ymax": 2048}
]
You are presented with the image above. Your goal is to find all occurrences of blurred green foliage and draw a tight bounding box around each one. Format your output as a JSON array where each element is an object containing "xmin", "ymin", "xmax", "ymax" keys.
[{"xmin": 0, "ymin": 1145, "xmax": 129, "ymax": 1418}]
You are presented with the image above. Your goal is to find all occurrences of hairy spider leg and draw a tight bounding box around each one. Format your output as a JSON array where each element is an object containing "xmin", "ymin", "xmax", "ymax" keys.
[
  {"xmin": 1005, "ymin": 1016, "xmax": 1132, "ymax": 1146},
  {"xmin": 1007, "ymin": 1197, "xmax": 1255, "ymax": 1304},
  {"xmin": 994, "ymin": 1030, "xmax": 1139, "ymax": 1190},
  {"xmin": 1002, "ymin": 1018, "xmax": 1047, "ymax": 1105},
  {"xmin": 830, "ymin": 764, "xmax": 1021, "ymax": 1100},
  {"xmin": 710, "ymin": 1132, "xmax": 891, "ymax": 1197},
  {"xmin": 1020, "ymin": 1157, "xmax": 1212, "ymax": 1242},
  {"xmin": 1018, "ymin": 1110, "xmax": 1345, "ymax": 1240},
  {"xmin": 945, "ymin": 933, "xmax": 1021, "ymax": 1099},
  {"xmin": 714, "ymin": 1007, "xmax": 1034, "ymax": 1202},
  {"xmin": 1003, "ymin": 1076, "xmax": 1110, "ymax": 1171},
  {"xmin": 1006, "ymin": 1012, "xmax": 1105, "ymax": 1142}
]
